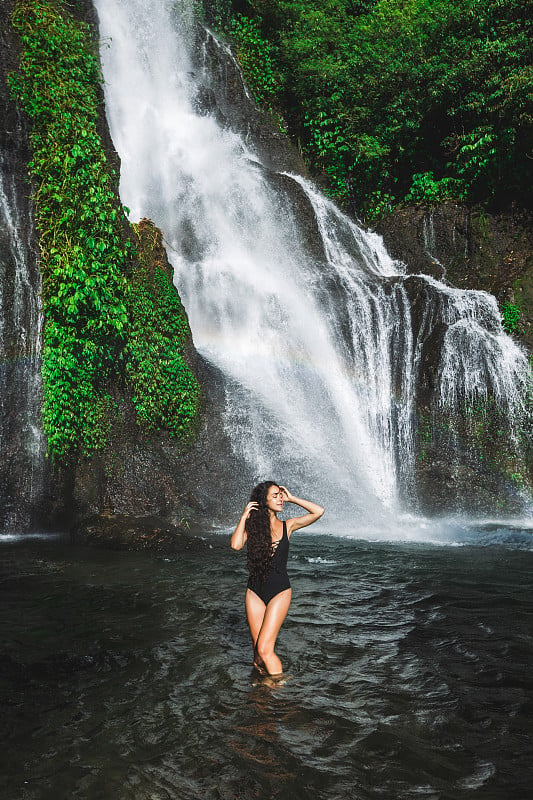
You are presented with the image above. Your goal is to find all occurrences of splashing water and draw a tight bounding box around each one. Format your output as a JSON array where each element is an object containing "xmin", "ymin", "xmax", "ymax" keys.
[{"xmin": 94, "ymin": 0, "xmax": 531, "ymax": 523}]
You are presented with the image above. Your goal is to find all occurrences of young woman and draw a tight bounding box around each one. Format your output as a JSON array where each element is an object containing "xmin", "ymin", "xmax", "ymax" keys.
[{"xmin": 231, "ymin": 482, "xmax": 324, "ymax": 676}]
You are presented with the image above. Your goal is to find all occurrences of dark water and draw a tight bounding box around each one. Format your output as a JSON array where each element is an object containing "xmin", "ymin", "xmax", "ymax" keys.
[{"xmin": 2, "ymin": 529, "xmax": 533, "ymax": 800}]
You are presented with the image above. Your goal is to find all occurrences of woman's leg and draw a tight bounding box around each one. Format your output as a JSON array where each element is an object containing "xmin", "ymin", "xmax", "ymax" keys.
[
  {"xmin": 245, "ymin": 589, "xmax": 267, "ymax": 667},
  {"xmin": 255, "ymin": 588, "xmax": 292, "ymax": 675}
]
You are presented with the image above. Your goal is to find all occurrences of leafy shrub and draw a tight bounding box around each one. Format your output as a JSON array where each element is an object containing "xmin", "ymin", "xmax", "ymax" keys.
[
  {"xmin": 501, "ymin": 301, "xmax": 522, "ymax": 335},
  {"xmin": 302, "ymin": 93, "xmax": 351, "ymax": 199},
  {"xmin": 227, "ymin": 13, "xmax": 281, "ymax": 109},
  {"xmin": 405, "ymin": 172, "xmax": 467, "ymax": 206},
  {"xmin": 126, "ymin": 221, "xmax": 200, "ymax": 440},
  {"xmin": 9, "ymin": 0, "xmax": 130, "ymax": 458},
  {"xmin": 10, "ymin": 0, "xmax": 200, "ymax": 458}
]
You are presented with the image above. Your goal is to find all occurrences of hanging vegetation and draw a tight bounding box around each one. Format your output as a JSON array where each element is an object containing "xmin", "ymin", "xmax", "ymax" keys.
[{"xmin": 9, "ymin": 0, "xmax": 200, "ymax": 460}]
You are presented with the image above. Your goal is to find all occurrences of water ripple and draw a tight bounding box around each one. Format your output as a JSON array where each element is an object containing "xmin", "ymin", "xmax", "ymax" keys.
[{"xmin": 1, "ymin": 533, "xmax": 533, "ymax": 799}]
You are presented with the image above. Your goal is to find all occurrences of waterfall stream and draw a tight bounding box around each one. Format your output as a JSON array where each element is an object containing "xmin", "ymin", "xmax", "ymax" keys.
[
  {"xmin": 94, "ymin": 0, "xmax": 531, "ymax": 522},
  {"xmin": 0, "ymin": 131, "xmax": 45, "ymax": 533}
]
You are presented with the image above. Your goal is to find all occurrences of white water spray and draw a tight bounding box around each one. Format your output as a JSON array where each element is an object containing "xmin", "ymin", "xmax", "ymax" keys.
[{"xmin": 94, "ymin": 0, "xmax": 531, "ymax": 522}]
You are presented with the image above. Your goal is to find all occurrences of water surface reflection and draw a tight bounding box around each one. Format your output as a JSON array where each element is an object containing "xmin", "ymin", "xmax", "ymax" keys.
[{"xmin": 1, "ymin": 530, "xmax": 532, "ymax": 799}]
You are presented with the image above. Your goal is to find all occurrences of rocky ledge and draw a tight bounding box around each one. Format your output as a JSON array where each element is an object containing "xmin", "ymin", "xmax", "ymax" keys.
[{"xmin": 72, "ymin": 512, "xmax": 220, "ymax": 553}]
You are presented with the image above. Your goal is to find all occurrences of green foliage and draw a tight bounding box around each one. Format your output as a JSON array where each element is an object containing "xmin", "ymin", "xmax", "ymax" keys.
[
  {"xmin": 302, "ymin": 93, "xmax": 351, "ymax": 200},
  {"xmin": 10, "ymin": 0, "xmax": 200, "ymax": 459},
  {"xmin": 221, "ymin": 0, "xmax": 533, "ymax": 216},
  {"xmin": 500, "ymin": 300, "xmax": 522, "ymax": 335},
  {"xmin": 126, "ymin": 221, "xmax": 200, "ymax": 439},
  {"xmin": 226, "ymin": 13, "xmax": 281, "ymax": 110},
  {"xmin": 41, "ymin": 322, "xmax": 115, "ymax": 455},
  {"xmin": 9, "ymin": 0, "xmax": 130, "ymax": 458},
  {"xmin": 405, "ymin": 172, "xmax": 467, "ymax": 206},
  {"xmin": 362, "ymin": 190, "xmax": 397, "ymax": 223}
]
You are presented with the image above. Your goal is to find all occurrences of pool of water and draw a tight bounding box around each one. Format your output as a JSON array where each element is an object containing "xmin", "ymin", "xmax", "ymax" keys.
[{"xmin": 1, "ymin": 528, "xmax": 532, "ymax": 799}]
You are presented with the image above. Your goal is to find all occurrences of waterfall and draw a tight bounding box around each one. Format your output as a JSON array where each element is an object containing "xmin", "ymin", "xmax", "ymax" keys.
[
  {"xmin": 93, "ymin": 0, "xmax": 531, "ymax": 522},
  {"xmin": 0, "ymin": 133, "xmax": 45, "ymax": 532}
]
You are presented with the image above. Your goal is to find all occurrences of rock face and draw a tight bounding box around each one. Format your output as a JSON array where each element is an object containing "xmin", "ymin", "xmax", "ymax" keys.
[
  {"xmin": 375, "ymin": 205, "xmax": 532, "ymax": 515},
  {"xmin": 401, "ymin": 274, "xmax": 531, "ymax": 515},
  {"xmin": 0, "ymin": 0, "xmax": 48, "ymax": 532},
  {"xmin": 193, "ymin": 26, "xmax": 305, "ymax": 176},
  {"xmin": 66, "ymin": 346, "xmax": 254, "ymax": 531},
  {"xmin": 376, "ymin": 204, "xmax": 533, "ymax": 350}
]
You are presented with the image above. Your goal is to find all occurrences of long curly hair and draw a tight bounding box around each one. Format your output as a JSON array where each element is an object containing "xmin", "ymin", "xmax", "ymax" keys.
[{"xmin": 246, "ymin": 481, "xmax": 279, "ymax": 584}]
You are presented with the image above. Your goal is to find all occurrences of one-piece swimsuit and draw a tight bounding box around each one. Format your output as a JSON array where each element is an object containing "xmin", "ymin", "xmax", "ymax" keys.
[{"xmin": 247, "ymin": 521, "xmax": 290, "ymax": 605}]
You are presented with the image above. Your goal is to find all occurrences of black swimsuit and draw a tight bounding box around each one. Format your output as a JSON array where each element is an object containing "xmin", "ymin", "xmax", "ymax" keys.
[{"xmin": 247, "ymin": 521, "xmax": 291, "ymax": 605}]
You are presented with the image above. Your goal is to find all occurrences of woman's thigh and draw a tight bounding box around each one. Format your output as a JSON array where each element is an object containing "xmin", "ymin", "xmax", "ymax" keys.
[
  {"xmin": 257, "ymin": 588, "xmax": 292, "ymax": 649},
  {"xmin": 245, "ymin": 588, "xmax": 266, "ymax": 643}
]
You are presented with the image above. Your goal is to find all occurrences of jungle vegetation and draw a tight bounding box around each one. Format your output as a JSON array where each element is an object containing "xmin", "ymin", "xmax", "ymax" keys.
[
  {"xmin": 208, "ymin": 0, "xmax": 533, "ymax": 221},
  {"xmin": 10, "ymin": 0, "xmax": 200, "ymax": 460}
]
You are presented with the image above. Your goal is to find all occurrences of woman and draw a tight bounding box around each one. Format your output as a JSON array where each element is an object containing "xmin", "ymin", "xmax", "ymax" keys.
[{"xmin": 231, "ymin": 482, "xmax": 324, "ymax": 676}]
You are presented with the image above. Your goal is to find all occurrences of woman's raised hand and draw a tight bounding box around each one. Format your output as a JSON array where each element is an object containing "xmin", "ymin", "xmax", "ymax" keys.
[
  {"xmin": 243, "ymin": 501, "xmax": 258, "ymax": 519},
  {"xmin": 279, "ymin": 486, "xmax": 295, "ymax": 503},
  {"xmin": 278, "ymin": 487, "xmax": 324, "ymax": 534}
]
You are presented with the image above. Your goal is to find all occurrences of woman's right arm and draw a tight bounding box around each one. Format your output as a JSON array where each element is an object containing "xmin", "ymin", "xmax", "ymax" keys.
[{"xmin": 230, "ymin": 502, "xmax": 257, "ymax": 550}]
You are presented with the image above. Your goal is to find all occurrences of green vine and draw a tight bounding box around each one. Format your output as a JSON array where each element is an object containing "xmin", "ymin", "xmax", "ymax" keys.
[
  {"xmin": 227, "ymin": 13, "xmax": 280, "ymax": 110},
  {"xmin": 126, "ymin": 220, "xmax": 200, "ymax": 439},
  {"xmin": 9, "ymin": 0, "xmax": 200, "ymax": 459},
  {"xmin": 217, "ymin": 11, "xmax": 284, "ymax": 131},
  {"xmin": 404, "ymin": 172, "xmax": 467, "ymax": 208},
  {"xmin": 9, "ymin": 0, "xmax": 130, "ymax": 458},
  {"xmin": 302, "ymin": 93, "xmax": 351, "ymax": 201}
]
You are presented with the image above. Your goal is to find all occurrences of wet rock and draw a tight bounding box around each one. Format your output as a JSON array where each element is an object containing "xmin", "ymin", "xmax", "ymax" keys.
[
  {"xmin": 72, "ymin": 512, "xmax": 216, "ymax": 553},
  {"xmin": 192, "ymin": 25, "xmax": 305, "ymax": 175},
  {"xmin": 376, "ymin": 204, "xmax": 533, "ymax": 350},
  {"xmin": 0, "ymin": 0, "xmax": 50, "ymax": 532},
  {"xmin": 59, "ymin": 351, "xmax": 253, "ymax": 533}
]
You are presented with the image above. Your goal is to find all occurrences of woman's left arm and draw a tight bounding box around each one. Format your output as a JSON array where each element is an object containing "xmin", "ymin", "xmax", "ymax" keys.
[
  {"xmin": 280, "ymin": 486, "xmax": 324, "ymax": 535},
  {"xmin": 230, "ymin": 501, "xmax": 257, "ymax": 550}
]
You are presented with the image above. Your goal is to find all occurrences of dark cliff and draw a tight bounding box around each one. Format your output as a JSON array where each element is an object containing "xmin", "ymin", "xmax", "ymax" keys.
[
  {"xmin": 376, "ymin": 204, "xmax": 533, "ymax": 353},
  {"xmin": 377, "ymin": 204, "xmax": 532, "ymax": 514},
  {"xmin": 0, "ymin": 0, "xmax": 47, "ymax": 531},
  {"xmin": 0, "ymin": 0, "xmax": 241, "ymax": 534}
]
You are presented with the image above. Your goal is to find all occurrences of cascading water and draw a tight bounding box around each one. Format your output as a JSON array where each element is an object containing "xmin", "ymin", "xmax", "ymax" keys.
[
  {"xmin": 93, "ymin": 0, "xmax": 531, "ymax": 523},
  {"xmin": 0, "ymin": 137, "xmax": 45, "ymax": 532}
]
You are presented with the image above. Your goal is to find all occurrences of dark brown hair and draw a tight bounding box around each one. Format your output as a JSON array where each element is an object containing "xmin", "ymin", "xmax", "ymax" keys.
[{"xmin": 246, "ymin": 481, "xmax": 279, "ymax": 583}]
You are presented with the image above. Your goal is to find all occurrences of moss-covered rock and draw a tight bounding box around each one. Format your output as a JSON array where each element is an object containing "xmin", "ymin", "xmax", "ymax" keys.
[{"xmin": 125, "ymin": 219, "xmax": 201, "ymax": 441}]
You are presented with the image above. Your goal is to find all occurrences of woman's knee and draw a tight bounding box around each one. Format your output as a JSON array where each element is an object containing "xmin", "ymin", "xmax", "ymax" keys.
[{"xmin": 256, "ymin": 638, "xmax": 274, "ymax": 661}]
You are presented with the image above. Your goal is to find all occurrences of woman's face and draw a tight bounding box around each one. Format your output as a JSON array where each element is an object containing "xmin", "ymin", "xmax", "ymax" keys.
[{"xmin": 266, "ymin": 485, "xmax": 283, "ymax": 513}]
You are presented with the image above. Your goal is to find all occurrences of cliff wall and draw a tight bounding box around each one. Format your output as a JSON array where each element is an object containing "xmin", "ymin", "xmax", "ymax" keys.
[
  {"xmin": 377, "ymin": 204, "xmax": 533, "ymax": 352},
  {"xmin": 0, "ymin": 0, "xmax": 246, "ymax": 534},
  {"xmin": 0, "ymin": 0, "xmax": 48, "ymax": 530}
]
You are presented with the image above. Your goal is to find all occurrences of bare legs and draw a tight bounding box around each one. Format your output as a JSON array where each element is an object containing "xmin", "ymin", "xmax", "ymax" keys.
[{"xmin": 245, "ymin": 588, "xmax": 292, "ymax": 675}]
